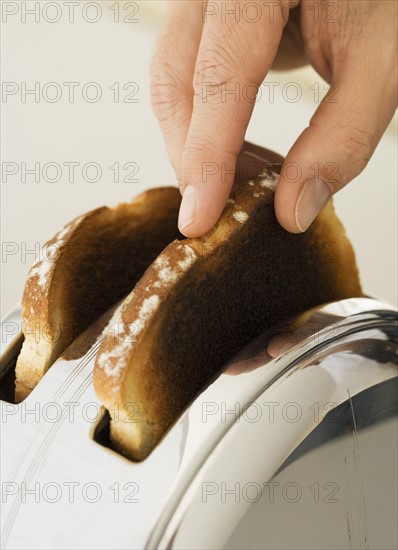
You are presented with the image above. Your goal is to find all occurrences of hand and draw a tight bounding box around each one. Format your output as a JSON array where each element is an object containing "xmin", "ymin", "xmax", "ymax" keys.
[{"xmin": 151, "ymin": 0, "xmax": 397, "ymax": 237}]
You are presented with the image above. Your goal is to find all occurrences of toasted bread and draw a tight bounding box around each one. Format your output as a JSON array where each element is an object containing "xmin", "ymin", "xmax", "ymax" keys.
[
  {"xmin": 93, "ymin": 169, "xmax": 362, "ymax": 460},
  {"xmin": 15, "ymin": 187, "xmax": 182, "ymax": 401}
]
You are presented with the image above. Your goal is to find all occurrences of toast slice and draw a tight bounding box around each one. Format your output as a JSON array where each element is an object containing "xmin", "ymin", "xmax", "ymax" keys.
[
  {"xmin": 93, "ymin": 169, "xmax": 363, "ymax": 461},
  {"xmin": 15, "ymin": 187, "xmax": 182, "ymax": 402}
]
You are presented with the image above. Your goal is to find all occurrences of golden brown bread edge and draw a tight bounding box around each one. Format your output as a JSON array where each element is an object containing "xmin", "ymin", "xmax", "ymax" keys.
[
  {"xmin": 93, "ymin": 168, "xmax": 363, "ymax": 461},
  {"xmin": 15, "ymin": 187, "xmax": 182, "ymax": 402}
]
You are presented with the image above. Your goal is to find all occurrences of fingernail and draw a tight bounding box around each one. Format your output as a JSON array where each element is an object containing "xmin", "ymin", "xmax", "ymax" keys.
[
  {"xmin": 295, "ymin": 177, "xmax": 331, "ymax": 232},
  {"xmin": 178, "ymin": 185, "xmax": 197, "ymax": 230}
]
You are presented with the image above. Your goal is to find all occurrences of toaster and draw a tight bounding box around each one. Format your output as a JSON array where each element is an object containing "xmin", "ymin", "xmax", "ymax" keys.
[{"xmin": 1, "ymin": 297, "xmax": 397, "ymax": 549}]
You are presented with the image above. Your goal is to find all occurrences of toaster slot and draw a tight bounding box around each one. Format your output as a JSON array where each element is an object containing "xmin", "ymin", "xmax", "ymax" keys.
[
  {"xmin": 92, "ymin": 408, "xmax": 113, "ymax": 451},
  {"xmin": 0, "ymin": 332, "xmax": 23, "ymax": 403}
]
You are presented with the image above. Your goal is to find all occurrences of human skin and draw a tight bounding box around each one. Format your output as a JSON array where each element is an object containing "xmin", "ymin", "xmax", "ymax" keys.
[{"xmin": 151, "ymin": 0, "xmax": 397, "ymax": 237}]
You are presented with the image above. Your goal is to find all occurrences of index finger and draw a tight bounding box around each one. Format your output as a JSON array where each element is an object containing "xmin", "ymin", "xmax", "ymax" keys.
[{"xmin": 178, "ymin": 1, "xmax": 293, "ymax": 236}]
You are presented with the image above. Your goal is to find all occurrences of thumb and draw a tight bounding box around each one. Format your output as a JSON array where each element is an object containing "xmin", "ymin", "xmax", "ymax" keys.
[{"xmin": 275, "ymin": 59, "xmax": 397, "ymax": 233}]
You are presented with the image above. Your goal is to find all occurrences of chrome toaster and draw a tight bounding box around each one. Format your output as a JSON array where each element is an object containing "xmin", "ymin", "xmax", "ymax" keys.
[{"xmin": 1, "ymin": 297, "xmax": 397, "ymax": 549}]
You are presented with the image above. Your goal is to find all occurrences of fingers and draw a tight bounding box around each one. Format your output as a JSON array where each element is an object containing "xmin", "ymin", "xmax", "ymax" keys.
[
  {"xmin": 267, "ymin": 333, "xmax": 296, "ymax": 358},
  {"xmin": 225, "ymin": 350, "xmax": 272, "ymax": 375},
  {"xmin": 275, "ymin": 44, "xmax": 398, "ymax": 233},
  {"xmin": 178, "ymin": 2, "xmax": 292, "ymax": 237},
  {"xmin": 267, "ymin": 306, "xmax": 328, "ymax": 357},
  {"xmin": 150, "ymin": 1, "xmax": 204, "ymax": 181}
]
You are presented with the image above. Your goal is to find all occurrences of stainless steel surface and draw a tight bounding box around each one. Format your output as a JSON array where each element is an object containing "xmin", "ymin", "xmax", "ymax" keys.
[{"xmin": 1, "ymin": 298, "xmax": 397, "ymax": 550}]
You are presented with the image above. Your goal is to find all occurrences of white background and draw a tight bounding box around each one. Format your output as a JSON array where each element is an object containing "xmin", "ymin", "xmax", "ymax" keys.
[{"xmin": 1, "ymin": 0, "xmax": 397, "ymax": 318}]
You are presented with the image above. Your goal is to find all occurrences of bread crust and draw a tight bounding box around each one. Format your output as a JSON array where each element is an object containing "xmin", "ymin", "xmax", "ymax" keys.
[{"xmin": 93, "ymin": 170, "xmax": 362, "ymax": 461}]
